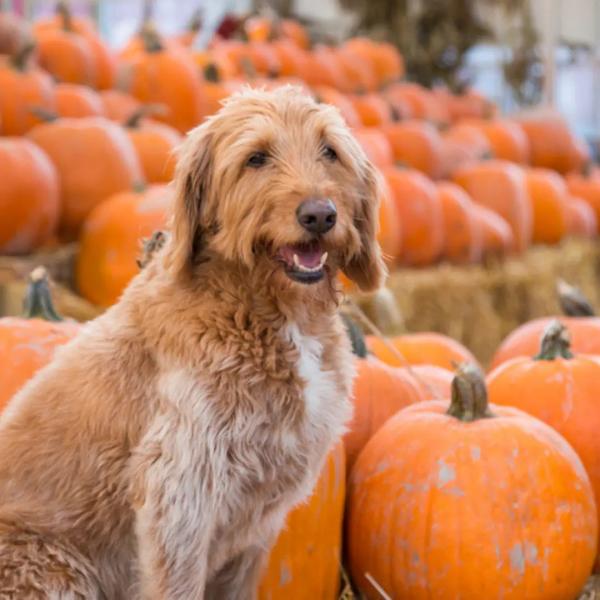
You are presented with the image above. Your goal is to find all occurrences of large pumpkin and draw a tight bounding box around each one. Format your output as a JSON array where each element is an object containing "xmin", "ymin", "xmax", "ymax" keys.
[
  {"xmin": 124, "ymin": 107, "xmax": 182, "ymax": 184},
  {"xmin": 28, "ymin": 115, "xmax": 144, "ymax": 239},
  {"xmin": 0, "ymin": 138, "xmax": 60, "ymax": 254},
  {"xmin": 76, "ymin": 185, "xmax": 172, "ymax": 307},
  {"xmin": 347, "ymin": 364, "xmax": 598, "ymax": 599},
  {"xmin": 120, "ymin": 28, "xmax": 206, "ymax": 133},
  {"xmin": 258, "ymin": 443, "xmax": 345, "ymax": 600},
  {"xmin": 55, "ymin": 82, "xmax": 105, "ymax": 118},
  {"xmin": 382, "ymin": 168, "xmax": 444, "ymax": 266},
  {"xmin": 488, "ymin": 320, "xmax": 600, "ymax": 568},
  {"xmin": 453, "ymin": 160, "xmax": 532, "ymax": 254},
  {"xmin": 366, "ymin": 332, "xmax": 478, "ymax": 371},
  {"xmin": 0, "ymin": 45, "xmax": 55, "ymax": 135},
  {"xmin": 437, "ymin": 181, "xmax": 482, "ymax": 264},
  {"xmin": 0, "ymin": 267, "xmax": 79, "ymax": 410}
]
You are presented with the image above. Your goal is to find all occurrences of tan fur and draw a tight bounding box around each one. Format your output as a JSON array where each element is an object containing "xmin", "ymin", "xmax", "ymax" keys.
[{"xmin": 0, "ymin": 87, "xmax": 385, "ymax": 599}]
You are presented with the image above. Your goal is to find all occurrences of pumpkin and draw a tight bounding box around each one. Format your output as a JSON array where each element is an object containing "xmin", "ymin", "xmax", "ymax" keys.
[
  {"xmin": 33, "ymin": 2, "xmax": 116, "ymax": 89},
  {"xmin": 258, "ymin": 444, "xmax": 345, "ymax": 600},
  {"xmin": 517, "ymin": 110, "xmax": 588, "ymax": 174},
  {"xmin": 453, "ymin": 160, "xmax": 532, "ymax": 253},
  {"xmin": 566, "ymin": 167, "xmax": 600, "ymax": 225},
  {"xmin": 566, "ymin": 196, "xmax": 597, "ymax": 238},
  {"xmin": 376, "ymin": 178, "xmax": 402, "ymax": 266},
  {"xmin": 0, "ymin": 44, "xmax": 55, "ymax": 135},
  {"xmin": 0, "ymin": 267, "xmax": 79, "ymax": 410},
  {"xmin": 270, "ymin": 40, "xmax": 310, "ymax": 80},
  {"xmin": 437, "ymin": 181, "xmax": 483, "ymax": 264},
  {"xmin": 278, "ymin": 19, "xmax": 310, "ymax": 50},
  {"xmin": 307, "ymin": 45, "xmax": 348, "ymax": 91},
  {"xmin": 381, "ymin": 120, "xmax": 444, "ymax": 179},
  {"xmin": 443, "ymin": 122, "xmax": 492, "ymax": 164},
  {"xmin": 383, "ymin": 167, "xmax": 444, "ymax": 266},
  {"xmin": 472, "ymin": 204, "xmax": 514, "ymax": 258},
  {"xmin": 525, "ymin": 168, "xmax": 569, "ymax": 244},
  {"xmin": 76, "ymin": 185, "xmax": 172, "ymax": 307},
  {"xmin": 244, "ymin": 16, "xmax": 272, "ymax": 43},
  {"xmin": 314, "ymin": 86, "xmax": 360, "ymax": 128},
  {"xmin": 0, "ymin": 138, "xmax": 60, "ymax": 254},
  {"xmin": 384, "ymin": 82, "xmax": 449, "ymax": 125},
  {"xmin": 28, "ymin": 115, "xmax": 144, "ymax": 239},
  {"xmin": 121, "ymin": 27, "xmax": 206, "ymax": 133},
  {"xmin": 124, "ymin": 106, "xmax": 182, "ymax": 184},
  {"xmin": 344, "ymin": 357, "xmax": 454, "ymax": 472},
  {"xmin": 200, "ymin": 65, "xmax": 232, "ymax": 117},
  {"xmin": 352, "ymin": 128, "xmax": 393, "ymax": 169},
  {"xmin": 334, "ymin": 45, "xmax": 377, "ymax": 93},
  {"xmin": 351, "ymin": 93, "xmax": 392, "ymax": 127},
  {"xmin": 343, "ymin": 38, "xmax": 404, "ymax": 87},
  {"xmin": 99, "ymin": 89, "xmax": 141, "ymax": 122},
  {"xmin": 466, "ymin": 118, "xmax": 530, "ymax": 164},
  {"xmin": 367, "ymin": 332, "xmax": 478, "ymax": 371},
  {"xmin": 488, "ymin": 320, "xmax": 600, "ymax": 567},
  {"xmin": 347, "ymin": 363, "xmax": 598, "ymax": 600},
  {"xmin": 434, "ymin": 87, "xmax": 496, "ymax": 122},
  {"xmin": 193, "ymin": 48, "xmax": 238, "ymax": 81},
  {"xmin": 55, "ymin": 83, "xmax": 105, "ymax": 118},
  {"xmin": 245, "ymin": 41, "xmax": 281, "ymax": 76}
]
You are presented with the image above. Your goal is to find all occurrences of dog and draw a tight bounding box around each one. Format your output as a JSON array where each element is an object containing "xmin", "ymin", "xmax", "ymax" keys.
[{"xmin": 0, "ymin": 86, "xmax": 385, "ymax": 599}]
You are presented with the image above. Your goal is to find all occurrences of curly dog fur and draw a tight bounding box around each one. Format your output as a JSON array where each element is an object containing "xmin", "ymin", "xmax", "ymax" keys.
[{"xmin": 0, "ymin": 87, "xmax": 385, "ymax": 599}]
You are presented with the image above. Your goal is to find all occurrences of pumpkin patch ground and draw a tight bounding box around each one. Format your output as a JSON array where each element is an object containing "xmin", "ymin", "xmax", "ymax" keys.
[{"xmin": 1, "ymin": 3, "xmax": 600, "ymax": 598}]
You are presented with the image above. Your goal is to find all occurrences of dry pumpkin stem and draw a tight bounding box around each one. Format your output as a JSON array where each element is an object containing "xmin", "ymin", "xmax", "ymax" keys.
[
  {"xmin": 556, "ymin": 279, "xmax": 596, "ymax": 317},
  {"xmin": 535, "ymin": 319, "xmax": 574, "ymax": 361},
  {"xmin": 124, "ymin": 104, "xmax": 168, "ymax": 128},
  {"xmin": 446, "ymin": 362, "xmax": 493, "ymax": 422},
  {"xmin": 10, "ymin": 41, "xmax": 36, "ymax": 71},
  {"xmin": 55, "ymin": 1, "xmax": 73, "ymax": 32},
  {"xmin": 23, "ymin": 267, "xmax": 62, "ymax": 322}
]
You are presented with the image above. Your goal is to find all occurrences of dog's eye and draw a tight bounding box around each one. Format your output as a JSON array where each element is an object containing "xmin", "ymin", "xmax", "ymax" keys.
[
  {"xmin": 322, "ymin": 145, "xmax": 338, "ymax": 161},
  {"xmin": 246, "ymin": 151, "xmax": 268, "ymax": 168}
]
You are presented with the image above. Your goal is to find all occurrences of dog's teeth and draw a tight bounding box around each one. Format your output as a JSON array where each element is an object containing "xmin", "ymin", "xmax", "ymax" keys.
[
  {"xmin": 292, "ymin": 252, "xmax": 325, "ymax": 273},
  {"xmin": 319, "ymin": 252, "xmax": 328, "ymax": 267},
  {"xmin": 293, "ymin": 253, "xmax": 301, "ymax": 268}
]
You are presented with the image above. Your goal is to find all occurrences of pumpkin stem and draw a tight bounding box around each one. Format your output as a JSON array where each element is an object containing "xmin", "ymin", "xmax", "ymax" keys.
[
  {"xmin": 535, "ymin": 320, "xmax": 574, "ymax": 361},
  {"xmin": 55, "ymin": 1, "xmax": 72, "ymax": 31},
  {"xmin": 29, "ymin": 106, "xmax": 59, "ymax": 122},
  {"xmin": 137, "ymin": 230, "xmax": 167, "ymax": 269},
  {"xmin": 140, "ymin": 23, "xmax": 164, "ymax": 53},
  {"xmin": 23, "ymin": 267, "xmax": 62, "ymax": 322},
  {"xmin": 203, "ymin": 63, "xmax": 220, "ymax": 83},
  {"xmin": 557, "ymin": 279, "xmax": 595, "ymax": 317},
  {"xmin": 186, "ymin": 8, "xmax": 203, "ymax": 34},
  {"xmin": 447, "ymin": 363, "xmax": 492, "ymax": 422},
  {"xmin": 10, "ymin": 42, "xmax": 35, "ymax": 71},
  {"xmin": 124, "ymin": 103, "xmax": 167, "ymax": 128}
]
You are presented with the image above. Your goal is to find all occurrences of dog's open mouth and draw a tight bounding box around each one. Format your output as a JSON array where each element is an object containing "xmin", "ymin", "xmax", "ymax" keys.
[{"xmin": 276, "ymin": 240, "xmax": 328, "ymax": 284}]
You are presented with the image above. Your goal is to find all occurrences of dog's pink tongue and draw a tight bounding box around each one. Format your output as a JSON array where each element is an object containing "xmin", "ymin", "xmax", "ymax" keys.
[{"xmin": 296, "ymin": 247, "xmax": 323, "ymax": 268}]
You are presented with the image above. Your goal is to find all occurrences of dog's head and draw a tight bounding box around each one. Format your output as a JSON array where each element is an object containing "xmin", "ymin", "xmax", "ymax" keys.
[{"xmin": 165, "ymin": 86, "xmax": 386, "ymax": 292}]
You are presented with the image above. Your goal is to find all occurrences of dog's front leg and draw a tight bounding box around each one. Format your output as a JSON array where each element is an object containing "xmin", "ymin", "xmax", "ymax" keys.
[{"xmin": 131, "ymin": 414, "xmax": 214, "ymax": 600}]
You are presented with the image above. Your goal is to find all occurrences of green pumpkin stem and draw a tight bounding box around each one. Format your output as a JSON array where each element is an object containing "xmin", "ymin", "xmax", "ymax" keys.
[
  {"xmin": 10, "ymin": 42, "xmax": 35, "ymax": 71},
  {"xmin": 556, "ymin": 279, "xmax": 595, "ymax": 317},
  {"xmin": 124, "ymin": 103, "xmax": 167, "ymax": 128},
  {"xmin": 56, "ymin": 1, "xmax": 73, "ymax": 31},
  {"xmin": 447, "ymin": 363, "xmax": 492, "ymax": 422},
  {"xmin": 23, "ymin": 267, "xmax": 62, "ymax": 322},
  {"xmin": 534, "ymin": 319, "xmax": 574, "ymax": 361}
]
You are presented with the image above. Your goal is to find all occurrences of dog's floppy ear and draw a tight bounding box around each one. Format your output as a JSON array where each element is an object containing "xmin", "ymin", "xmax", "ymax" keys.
[
  {"xmin": 165, "ymin": 126, "xmax": 214, "ymax": 277},
  {"xmin": 342, "ymin": 161, "xmax": 387, "ymax": 292}
]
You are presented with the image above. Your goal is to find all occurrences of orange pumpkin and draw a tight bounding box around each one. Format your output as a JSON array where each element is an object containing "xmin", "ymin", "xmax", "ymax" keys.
[
  {"xmin": 384, "ymin": 82, "xmax": 449, "ymax": 125},
  {"xmin": 313, "ymin": 86, "xmax": 360, "ymax": 128},
  {"xmin": 352, "ymin": 128, "xmax": 393, "ymax": 169},
  {"xmin": 488, "ymin": 320, "xmax": 600, "ymax": 567},
  {"xmin": 307, "ymin": 45, "xmax": 349, "ymax": 91},
  {"xmin": 0, "ymin": 138, "xmax": 60, "ymax": 254},
  {"xmin": 28, "ymin": 116, "xmax": 144, "ymax": 239},
  {"xmin": 383, "ymin": 167, "xmax": 444, "ymax": 266},
  {"xmin": 490, "ymin": 316, "xmax": 600, "ymax": 371},
  {"xmin": 453, "ymin": 160, "xmax": 532, "ymax": 253},
  {"xmin": 124, "ymin": 107, "xmax": 182, "ymax": 184},
  {"xmin": 376, "ymin": 178, "xmax": 402, "ymax": 265},
  {"xmin": 343, "ymin": 37, "xmax": 404, "ymax": 87},
  {"xmin": 467, "ymin": 118, "xmax": 530, "ymax": 164},
  {"xmin": 437, "ymin": 181, "xmax": 482, "ymax": 264},
  {"xmin": 99, "ymin": 89, "xmax": 141, "ymax": 122},
  {"xmin": 258, "ymin": 443, "xmax": 345, "ymax": 600},
  {"xmin": 525, "ymin": 168, "xmax": 569, "ymax": 244},
  {"xmin": 566, "ymin": 196, "xmax": 597, "ymax": 238},
  {"xmin": 367, "ymin": 332, "xmax": 478, "ymax": 371},
  {"xmin": 278, "ymin": 19, "xmax": 310, "ymax": 50},
  {"xmin": 243, "ymin": 16, "xmax": 272, "ymax": 43},
  {"xmin": 334, "ymin": 45, "xmax": 377, "ymax": 93},
  {"xmin": 0, "ymin": 45, "xmax": 55, "ymax": 135},
  {"xmin": 270, "ymin": 40, "xmax": 310, "ymax": 80},
  {"xmin": 381, "ymin": 120, "xmax": 444, "ymax": 179},
  {"xmin": 55, "ymin": 83, "xmax": 105, "ymax": 118},
  {"xmin": 0, "ymin": 267, "xmax": 79, "ymax": 410},
  {"xmin": 347, "ymin": 364, "xmax": 597, "ymax": 600},
  {"xmin": 199, "ymin": 65, "xmax": 232, "ymax": 116},
  {"xmin": 408, "ymin": 364, "xmax": 453, "ymax": 399},
  {"xmin": 440, "ymin": 123, "xmax": 492, "ymax": 177},
  {"xmin": 121, "ymin": 28, "xmax": 206, "ymax": 133},
  {"xmin": 193, "ymin": 48, "xmax": 238, "ymax": 81},
  {"xmin": 473, "ymin": 204, "xmax": 514, "ymax": 258},
  {"xmin": 351, "ymin": 93, "xmax": 392, "ymax": 127},
  {"xmin": 566, "ymin": 167, "xmax": 600, "ymax": 225},
  {"xmin": 434, "ymin": 87, "xmax": 496, "ymax": 122},
  {"xmin": 76, "ymin": 185, "xmax": 172, "ymax": 307}
]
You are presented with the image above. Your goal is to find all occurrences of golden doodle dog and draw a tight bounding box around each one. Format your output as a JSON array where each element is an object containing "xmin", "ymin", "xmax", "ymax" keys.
[{"xmin": 0, "ymin": 86, "xmax": 385, "ymax": 599}]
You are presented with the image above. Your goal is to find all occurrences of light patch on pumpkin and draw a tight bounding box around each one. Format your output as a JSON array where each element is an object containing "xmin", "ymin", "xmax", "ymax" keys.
[
  {"xmin": 526, "ymin": 542, "xmax": 538, "ymax": 565},
  {"xmin": 509, "ymin": 542, "xmax": 525, "ymax": 577},
  {"xmin": 279, "ymin": 562, "xmax": 292, "ymax": 586},
  {"xmin": 470, "ymin": 446, "xmax": 481, "ymax": 460},
  {"xmin": 436, "ymin": 459, "xmax": 456, "ymax": 488}
]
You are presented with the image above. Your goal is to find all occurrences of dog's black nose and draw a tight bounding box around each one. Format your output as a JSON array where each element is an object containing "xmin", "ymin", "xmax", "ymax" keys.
[{"xmin": 296, "ymin": 199, "xmax": 337, "ymax": 234}]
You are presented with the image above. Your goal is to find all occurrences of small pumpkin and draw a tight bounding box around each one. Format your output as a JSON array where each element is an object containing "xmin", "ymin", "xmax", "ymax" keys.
[
  {"xmin": 351, "ymin": 93, "xmax": 392, "ymax": 127},
  {"xmin": 278, "ymin": 19, "xmax": 310, "ymax": 50},
  {"xmin": 366, "ymin": 332, "xmax": 478, "ymax": 371},
  {"xmin": 472, "ymin": 204, "xmax": 514, "ymax": 258},
  {"xmin": 437, "ymin": 181, "xmax": 483, "ymax": 264},
  {"xmin": 334, "ymin": 45, "xmax": 378, "ymax": 93},
  {"xmin": 434, "ymin": 87, "xmax": 496, "ymax": 122},
  {"xmin": 384, "ymin": 82, "xmax": 449, "ymax": 125},
  {"xmin": 0, "ymin": 137, "xmax": 60, "ymax": 254},
  {"xmin": 466, "ymin": 118, "xmax": 530, "ymax": 164},
  {"xmin": 28, "ymin": 115, "xmax": 144, "ymax": 239},
  {"xmin": 258, "ymin": 443, "xmax": 345, "ymax": 600},
  {"xmin": 352, "ymin": 128, "xmax": 394, "ymax": 169},
  {"xmin": 453, "ymin": 160, "xmax": 532, "ymax": 254},
  {"xmin": 566, "ymin": 196, "xmax": 597, "ymax": 238},
  {"xmin": 55, "ymin": 82, "xmax": 105, "ymax": 118},
  {"xmin": 347, "ymin": 363, "xmax": 598, "ymax": 600},
  {"xmin": 488, "ymin": 320, "xmax": 600, "ymax": 568},
  {"xmin": 76, "ymin": 185, "xmax": 172, "ymax": 307},
  {"xmin": 383, "ymin": 167, "xmax": 444, "ymax": 266},
  {"xmin": 314, "ymin": 86, "xmax": 361, "ymax": 128},
  {"xmin": 0, "ymin": 267, "xmax": 79, "ymax": 410},
  {"xmin": 525, "ymin": 168, "xmax": 569, "ymax": 244},
  {"xmin": 124, "ymin": 106, "xmax": 182, "ymax": 184},
  {"xmin": 99, "ymin": 89, "xmax": 141, "ymax": 122},
  {"xmin": 342, "ymin": 37, "xmax": 404, "ymax": 87}
]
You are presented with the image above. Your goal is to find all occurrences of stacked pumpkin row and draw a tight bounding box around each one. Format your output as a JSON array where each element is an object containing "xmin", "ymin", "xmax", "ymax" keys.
[{"xmin": 1, "ymin": 269, "xmax": 599, "ymax": 598}]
